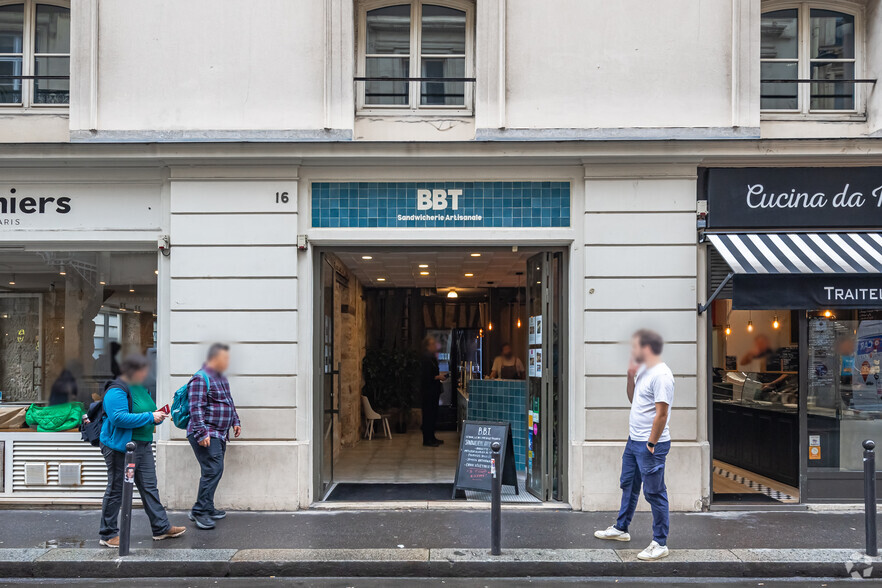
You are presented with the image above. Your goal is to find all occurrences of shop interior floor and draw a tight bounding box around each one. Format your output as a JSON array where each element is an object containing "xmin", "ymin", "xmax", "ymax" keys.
[
  {"xmin": 712, "ymin": 460, "xmax": 799, "ymax": 503},
  {"xmin": 333, "ymin": 429, "xmax": 460, "ymax": 483}
]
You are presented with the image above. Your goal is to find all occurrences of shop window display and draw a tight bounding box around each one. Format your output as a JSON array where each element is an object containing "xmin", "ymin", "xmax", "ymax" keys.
[
  {"xmin": 0, "ymin": 251, "xmax": 157, "ymax": 433},
  {"xmin": 807, "ymin": 310, "xmax": 882, "ymax": 472}
]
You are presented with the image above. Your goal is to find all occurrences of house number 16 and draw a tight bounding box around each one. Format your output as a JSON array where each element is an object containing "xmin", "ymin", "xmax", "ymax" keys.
[{"xmin": 275, "ymin": 191, "xmax": 290, "ymax": 204}]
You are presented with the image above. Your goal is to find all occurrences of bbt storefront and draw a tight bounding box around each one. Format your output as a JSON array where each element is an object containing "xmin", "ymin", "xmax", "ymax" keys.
[{"xmin": 702, "ymin": 166, "xmax": 882, "ymax": 503}]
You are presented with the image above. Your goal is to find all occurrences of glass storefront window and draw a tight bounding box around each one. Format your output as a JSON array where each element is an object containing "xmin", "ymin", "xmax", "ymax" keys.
[
  {"xmin": 712, "ymin": 305, "xmax": 800, "ymax": 408},
  {"xmin": 807, "ymin": 310, "xmax": 882, "ymax": 472},
  {"xmin": 0, "ymin": 251, "xmax": 157, "ymax": 415}
]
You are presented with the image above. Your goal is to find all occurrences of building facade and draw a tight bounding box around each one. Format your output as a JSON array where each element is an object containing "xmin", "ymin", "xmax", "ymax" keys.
[{"xmin": 0, "ymin": 0, "xmax": 880, "ymax": 510}]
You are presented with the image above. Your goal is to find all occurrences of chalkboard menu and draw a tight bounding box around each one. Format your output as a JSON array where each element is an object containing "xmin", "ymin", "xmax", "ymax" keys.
[
  {"xmin": 453, "ymin": 421, "xmax": 518, "ymax": 497},
  {"xmin": 779, "ymin": 347, "xmax": 800, "ymax": 373}
]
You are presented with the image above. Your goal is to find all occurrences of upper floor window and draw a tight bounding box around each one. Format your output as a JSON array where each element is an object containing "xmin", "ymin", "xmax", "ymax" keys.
[
  {"xmin": 0, "ymin": 0, "xmax": 69, "ymax": 108},
  {"xmin": 761, "ymin": 3, "xmax": 864, "ymax": 116},
  {"xmin": 356, "ymin": 0, "xmax": 474, "ymax": 114}
]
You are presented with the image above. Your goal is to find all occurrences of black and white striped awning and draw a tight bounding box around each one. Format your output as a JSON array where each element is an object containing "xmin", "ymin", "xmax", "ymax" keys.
[{"xmin": 707, "ymin": 233, "xmax": 882, "ymax": 275}]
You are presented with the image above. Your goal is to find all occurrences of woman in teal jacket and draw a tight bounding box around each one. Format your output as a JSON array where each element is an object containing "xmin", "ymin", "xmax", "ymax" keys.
[{"xmin": 98, "ymin": 353, "xmax": 186, "ymax": 547}]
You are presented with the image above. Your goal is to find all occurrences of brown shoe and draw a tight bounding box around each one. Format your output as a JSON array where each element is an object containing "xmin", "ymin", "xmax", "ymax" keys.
[
  {"xmin": 99, "ymin": 536, "xmax": 119, "ymax": 548},
  {"xmin": 153, "ymin": 526, "xmax": 187, "ymax": 541}
]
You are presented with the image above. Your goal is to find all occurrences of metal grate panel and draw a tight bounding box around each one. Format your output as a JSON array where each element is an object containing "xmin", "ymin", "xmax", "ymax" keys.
[{"xmin": 11, "ymin": 440, "xmax": 155, "ymax": 498}]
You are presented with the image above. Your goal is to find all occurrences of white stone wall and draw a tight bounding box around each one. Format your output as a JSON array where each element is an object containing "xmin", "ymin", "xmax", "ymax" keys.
[
  {"xmin": 579, "ymin": 164, "xmax": 707, "ymax": 512},
  {"xmin": 157, "ymin": 168, "xmax": 307, "ymax": 511}
]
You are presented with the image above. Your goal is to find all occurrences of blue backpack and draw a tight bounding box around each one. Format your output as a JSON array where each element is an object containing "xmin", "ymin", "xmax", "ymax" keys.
[{"xmin": 171, "ymin": 370, "xmax": 210, "ymax": 429}]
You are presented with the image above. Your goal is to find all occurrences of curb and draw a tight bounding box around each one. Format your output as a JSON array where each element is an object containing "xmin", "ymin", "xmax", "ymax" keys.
[{"xmin": 0, "ymin": 547, "xmax": 879, "ymax": 578}]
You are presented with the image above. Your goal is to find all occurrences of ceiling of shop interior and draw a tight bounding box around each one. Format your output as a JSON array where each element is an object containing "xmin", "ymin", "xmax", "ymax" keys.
[{"xmin": 333, "ymin": 249, "xmax": 536, "ymax": 290}]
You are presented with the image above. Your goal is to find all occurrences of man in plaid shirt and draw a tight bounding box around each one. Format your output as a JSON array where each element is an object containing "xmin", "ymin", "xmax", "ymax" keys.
[{"xmin": 186, "ymin": 343, "xmax": 241, "ymax": 530}]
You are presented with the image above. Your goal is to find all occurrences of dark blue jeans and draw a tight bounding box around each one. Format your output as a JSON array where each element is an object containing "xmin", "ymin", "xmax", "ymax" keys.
[
  {"xmin": 99, "ymin": 441, "xmax": 170, "ymax": 540},
  {"xmin": 615, "ymin": 437, "xmax": 671, "ymax": 546},
  {"xmin": 188, "ymin": 436, "xmax": 226, "ymax": 516}
]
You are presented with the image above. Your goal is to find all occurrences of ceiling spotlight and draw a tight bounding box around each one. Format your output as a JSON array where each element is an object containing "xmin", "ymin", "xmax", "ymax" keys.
[
  {"xmin": 464, "ymin": 273, "xmax": 474, "ymax": 277},
  {"xmin": 154, "ymin": 270, "xmax": 159, "ymax": 275},
  {"xmin": 447, "ymin": 289, "xmax": 458, "ymax": 298},
  {"xmin": 420, "ymin": 271, "xmax": 430, "ymax": 276},
  {"xmin": 99, "ymin": 281, "xmax": 106, "ymax": 286},
  {"xmin": 470, "ymin": 253, "xmax": 481, "ymax": 257},
  {"xmin": 376, "ymin": 278, "xmax": 386, "ymax": 282},
  {"xmin": 362, "ymin": 256, "xmax": 373, "ymax": 260},
  {"xmin": 418, "ymin": 264, "xmax": 429, "ymax": 268}
]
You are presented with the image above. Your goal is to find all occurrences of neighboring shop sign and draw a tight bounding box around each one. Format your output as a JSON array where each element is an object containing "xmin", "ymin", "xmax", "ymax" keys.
[
  {"xmin": 704, "ymin": 167, "xmax": 882, "ymax": 229},
  {"xmin": 0, "ymin": 183, "xmax": 161, "ymax": 232},
  {"xmin": 311, "ymin": 182, "xmax": 570, "ymax": 228},
  {"xmin": 734, "ymin": 275, "xmax": 882, "ymax": 310}
]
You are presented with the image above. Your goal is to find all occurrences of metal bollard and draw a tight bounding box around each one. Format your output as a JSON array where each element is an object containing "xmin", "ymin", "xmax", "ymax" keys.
[
  {"xmin": 864, "ymin": 440, "xmax": 878, "ymax": 557},
  {"xmin": 119, "ymin": 441, "xmax": 137, "ymax": 557},
  {"xmin": 490, "ymin": 441, "xmax": 502, "ymax": 556}
]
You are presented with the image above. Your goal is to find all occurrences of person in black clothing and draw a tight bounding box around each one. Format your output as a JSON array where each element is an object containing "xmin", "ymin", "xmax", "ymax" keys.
[
  {"xmin": 420, "ymin": 335, "xmax": 447, "ymax": 447},
  {"xmin": 48, "ymin": 369, "xmax": 78, "ymax": 406}
]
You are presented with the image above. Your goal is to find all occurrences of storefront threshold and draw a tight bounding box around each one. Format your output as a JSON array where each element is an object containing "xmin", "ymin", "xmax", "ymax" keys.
[
  {"xmin": 709, "ymin": 503, "xmax": 809, "ymax": 512},
  {"xmin": 309, "ymin": 500, "xmax": 571, "ymax": 511}
]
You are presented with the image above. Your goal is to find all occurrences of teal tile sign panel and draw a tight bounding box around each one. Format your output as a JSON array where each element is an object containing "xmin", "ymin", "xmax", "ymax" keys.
[
  {"xmin": 311, "ymin": 181, "xmax": 571, "ymax": 228},
  {"xmin": 466, "ymin": 379, "xmax": 527, "ymax": 471}
]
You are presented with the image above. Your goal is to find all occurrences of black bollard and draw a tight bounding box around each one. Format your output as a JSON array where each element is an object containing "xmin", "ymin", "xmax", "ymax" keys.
[
  {"xmin": 490, "ymin": 441, "xmax": 502, "ymax": 556},
  {"xmin": 863, "ymin": 439, "xmax": 877, "ymax": 557},
  {"xmin": 119, "ymin": 441, "xmax": 137, "ymax": 557}
]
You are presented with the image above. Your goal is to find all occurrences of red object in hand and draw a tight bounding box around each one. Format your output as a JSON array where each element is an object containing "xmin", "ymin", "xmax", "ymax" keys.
[{"xmin": 160, "ymin": 404, "xmax": 170, "ymax": 414}]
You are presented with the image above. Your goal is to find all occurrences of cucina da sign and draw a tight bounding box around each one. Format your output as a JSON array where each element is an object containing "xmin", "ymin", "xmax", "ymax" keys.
[{"xmin": 703, "ymin": 167, "xmax": 882, "ymax": 229}]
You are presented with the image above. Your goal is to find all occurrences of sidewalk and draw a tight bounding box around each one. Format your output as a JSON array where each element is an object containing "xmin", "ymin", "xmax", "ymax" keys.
[{"xmin": 0, "ymin": 509, "xmax": 880, "ymax": 578}]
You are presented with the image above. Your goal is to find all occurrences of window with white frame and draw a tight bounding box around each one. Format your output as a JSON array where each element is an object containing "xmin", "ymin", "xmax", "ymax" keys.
[
  {"xmin": 0, "ymin": 0, "xmax": 69, "ymax": 107},
  {"xmin": 761, "ymin": 3, "xmax": 866, "ymax": 115},
  {"xmin": 356, "ymin": 0, "xmax": 474, "ymax": 113}
]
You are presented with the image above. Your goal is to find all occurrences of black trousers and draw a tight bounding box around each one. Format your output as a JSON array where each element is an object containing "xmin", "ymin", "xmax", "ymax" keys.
[
  {"xmin": 421, "ymin": 389, "xmax": 440, "ymax": 444},
  {"xmin": 188, "ymin": 436, "xmax": 226, "ymax": 515},
  {"xmin": 99, "ymin": 442, "xmax": 170, "ymax": 540}
]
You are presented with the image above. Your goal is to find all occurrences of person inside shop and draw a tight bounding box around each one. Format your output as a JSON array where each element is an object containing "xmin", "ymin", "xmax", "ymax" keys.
[
  {"xmin": 420, "ymin": 335, "xmax": 448, "ymax": 447},
  {"xmin": 48, "ymin": 369, "xmax": 78, "ymax": 406},
  {"xmin": 739, "ymin": 334, "xmax": 777, "ymax": 369},
  {"xmin": 489, "ymin": 343, "xmax": 526, "ymax": 380}
]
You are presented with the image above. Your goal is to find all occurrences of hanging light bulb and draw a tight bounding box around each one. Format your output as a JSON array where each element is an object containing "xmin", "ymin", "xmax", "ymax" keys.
[
  {"xmin": 725, "ymin": 324, "xmax": 731, "ymax": 336},
  {"xmin": 747, "ymin": 320, "xmax": 754, "ymax": 332},
  {"xmin": 488, "ymin": 322, "xmax": 493, "ymax": 331},
  {"xmin": 517, "ymin": 318, "xmax": 522, "ymax": 328},
  {"xmin": 129, "ymin": 284, "xmax": 135, "ymax": 293},
  {"xmin": 772, "ymin": 315, "xmax": 780, "ymax": 330},
  {"xmin": 8, "ymin": 273, "xmax": 14, "ymax": 286},
  {"xmin": 59, "ymin": 265, "xmax": 66, "ymax": 276}
]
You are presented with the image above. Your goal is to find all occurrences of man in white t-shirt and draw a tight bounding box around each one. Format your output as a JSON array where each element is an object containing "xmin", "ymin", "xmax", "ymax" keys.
[{"xmin": 594, "ymin": 329, "xmax": 674, "ymax": 561}]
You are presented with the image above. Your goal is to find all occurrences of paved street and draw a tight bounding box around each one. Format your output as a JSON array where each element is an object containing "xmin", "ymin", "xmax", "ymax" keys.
[{"xmin": 0, "ymin": 508, "xmax": 876, "ymax": 551}]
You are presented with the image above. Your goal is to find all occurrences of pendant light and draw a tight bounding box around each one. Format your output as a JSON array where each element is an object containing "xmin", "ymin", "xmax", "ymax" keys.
[
  {"xmin": 8, "ymin": 273, "xmax": 14, "ymax": 286},
  {"xmin": 772, "ymin": 315, "xmax": 780, "ymax": 330},
  {"xmin": 447, "ymin": 289, "xmax": 458, "ymax": 299},
  {"xmin": 747, "ymin": 311, "xmax": 754, "ymax": 333},
  {"xmin": 724, "ymin": 324, "xmax": 731, "ymax": 336}
]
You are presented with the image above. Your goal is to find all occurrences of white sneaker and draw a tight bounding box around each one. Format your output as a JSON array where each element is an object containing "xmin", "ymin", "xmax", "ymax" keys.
[
  {"xmin": 593, "ymin": 525, "xmax": 631, "ymax": 542},
  {"xmin": 637, "ymin": 540, "xmax": 670, "ymax": 561}
]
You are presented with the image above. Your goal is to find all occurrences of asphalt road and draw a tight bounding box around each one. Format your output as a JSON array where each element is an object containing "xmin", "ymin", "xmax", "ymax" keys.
[{"xmin": 0, "ymin": 578, "xmax": 864, "ymax": 587}]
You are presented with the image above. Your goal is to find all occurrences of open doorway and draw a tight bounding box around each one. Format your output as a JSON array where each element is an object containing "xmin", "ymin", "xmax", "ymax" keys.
[
  {"xmin": 710, "ymin": 299, "xmax": 801, "ymax": 504},
  {"xmin": 314, "ymin": 247, "xmax": 567, "ymax": 503}
]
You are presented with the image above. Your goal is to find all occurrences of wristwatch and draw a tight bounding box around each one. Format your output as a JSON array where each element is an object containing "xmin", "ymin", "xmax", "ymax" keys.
[{"xmin": 647, "ymin": 442, "xmax": 656, "ymax": 448}]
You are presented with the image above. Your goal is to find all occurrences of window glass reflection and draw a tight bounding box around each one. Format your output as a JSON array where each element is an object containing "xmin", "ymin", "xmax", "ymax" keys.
[
  {"xmin": 0, "ymin": 251, "xmax": 158, "ymax": 411},
  {"xmin": 366, "ymin": 5, "xmax": 411, "ymax": 55}
]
